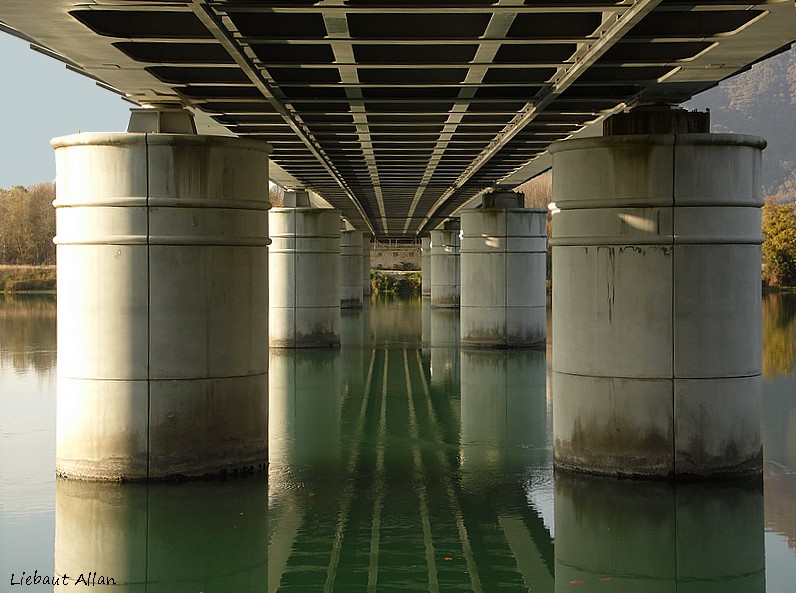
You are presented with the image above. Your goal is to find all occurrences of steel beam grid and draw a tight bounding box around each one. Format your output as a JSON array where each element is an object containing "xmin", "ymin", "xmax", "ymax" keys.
[{"xmin": 0, "ymin": 0, "xmax": 793, "ymax": 239}]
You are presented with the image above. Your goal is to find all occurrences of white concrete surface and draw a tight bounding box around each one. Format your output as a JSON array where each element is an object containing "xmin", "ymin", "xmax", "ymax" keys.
[
  {"xmin": 362, "ymin": 233, "xmax": 372, "ymax": 296},
  {"xmin": 53, "ymin": 132, "xmax": 271, "ymax": 480},
  {"xmin": 430, "ymin": 221, "xmax": 461, "ymax": 308},
  {"xmin": 421, "ymin": 237, "xmax": 431, "ymax": 297},
  {"xmin": 340, "ymin": 229, "xmax": 364, "ymax": 308},
  {"xmin": 460, "ymin": 198, "xmax": 547, "ymax": 347},
  {"xmin": 550, "ymin": 133, "xmax": 765, "ymax": 478},
  {"xmin": 269, "ymin": 207, "xmax": 341, "ymax": 347}
]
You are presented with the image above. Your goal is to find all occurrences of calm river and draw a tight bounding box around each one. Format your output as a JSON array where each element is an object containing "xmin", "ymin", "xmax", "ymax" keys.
[{"xmin": 1, "ymin": 294, "xmax": 795, "ymax": 592}]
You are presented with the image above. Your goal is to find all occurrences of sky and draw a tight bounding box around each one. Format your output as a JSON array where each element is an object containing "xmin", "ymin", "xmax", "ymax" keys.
[{"xmin": 0, "ymin": 32, "xmax": 131, "ymax": 189}]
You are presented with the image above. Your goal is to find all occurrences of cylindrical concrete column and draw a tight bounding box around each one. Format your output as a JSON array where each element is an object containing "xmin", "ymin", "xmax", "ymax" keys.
[
  {"xmin": 362, "ymin": 233, "xmax": 372, "ymax": 297},
  {"xmin": 421, "ymin": 236, "xmax": 432, "ymax": 297},
  {"xmin": 554, "ymin": 473, "xmax": 764, "ymax": 592},
  {"xmin": 340, "ymin": 228, "xmax": 364, "ymax": 308},
  {"xmin": 430, "ymin": 219, "xmax": 460, "ymax": 308},
  {"xmin": 460, "ymin": 192, "xmax": 547, "ymax": 347},
  {"xmin": 53, "ymin": 133, "xmax": 271, "ymax": 480},
  {"xmin": 269, "ymin": 208, "xmax": 341, "ymax": 347},
  {"xmin": 550, "ymin": 133, "xmax": 765, "ymax": 478}
]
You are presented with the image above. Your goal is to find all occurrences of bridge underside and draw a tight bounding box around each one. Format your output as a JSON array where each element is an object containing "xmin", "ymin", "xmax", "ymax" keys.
[{"xmin": 1, "ymin": 1, "xmax": 794, "ymax": 240}]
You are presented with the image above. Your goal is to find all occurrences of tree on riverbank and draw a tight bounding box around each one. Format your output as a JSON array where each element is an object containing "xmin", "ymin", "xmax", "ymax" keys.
[
  {"xmin": 2, "ymin": 180, "xmax": 795, "ymax": 288},
  {"xmin": 0, "ymin": 183, "xmax": 56, "ymax": 265},
  {"xmin": 762, "ymin": 200, "xmax": 796, "ymax": 287}
]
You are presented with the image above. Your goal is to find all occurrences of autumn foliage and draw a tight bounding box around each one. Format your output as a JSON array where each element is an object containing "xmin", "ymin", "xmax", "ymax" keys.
[
  {"xmin": 762, "ymin": 200, "xmax": 796, "ymax": 287},
  {"xmin": 0, "ymin": 183, "xmax": 56, "ymax": 266}
]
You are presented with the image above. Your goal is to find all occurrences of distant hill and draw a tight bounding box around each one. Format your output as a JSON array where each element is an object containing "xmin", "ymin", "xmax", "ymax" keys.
[{"xmin": 686, "ymin": 44, "xmax": 795, "ymax": 201}]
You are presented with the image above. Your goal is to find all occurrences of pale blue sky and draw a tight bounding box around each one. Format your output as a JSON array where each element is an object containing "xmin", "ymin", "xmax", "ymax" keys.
[{"xmin": 0, "ymin": 33, "xmax": 131, "ymax": 189}]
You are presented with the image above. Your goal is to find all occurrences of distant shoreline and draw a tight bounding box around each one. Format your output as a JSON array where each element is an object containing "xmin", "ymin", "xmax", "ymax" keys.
[
  {"xmin": 0, "ymin": 265, "xmax": 56, "ymax": 293},
  {"xmin": 2, "ymin": 264, "xmax": 794, "ymax": 295}
]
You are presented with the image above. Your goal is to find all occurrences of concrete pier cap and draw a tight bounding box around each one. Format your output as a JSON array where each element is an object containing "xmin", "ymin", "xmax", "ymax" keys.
[
  {"xmin": 550, "ymin": 106, "xmax": 766, "ymax": 480},
  {"xmin": 460, "ymin": 190, "xmax": 547, "ymax": 348},
  {"xmin": 126, "ymin": 105, "xmax": 198, "ymax": 134},
  {"xmin": 283, "ymin": 189, "xmax": 312, "ymax": 207},
  {"xmin": 53, "ymin": 120, "xmax": 272, "ymax": 481}
]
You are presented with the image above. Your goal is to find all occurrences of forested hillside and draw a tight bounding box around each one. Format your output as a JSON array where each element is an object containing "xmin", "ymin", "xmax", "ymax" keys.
[{"xmin": 687, "ymin": 44, "xmax": 796, "ymax": 201}]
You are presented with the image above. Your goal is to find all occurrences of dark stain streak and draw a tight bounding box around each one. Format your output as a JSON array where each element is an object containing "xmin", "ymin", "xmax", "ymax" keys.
[{"xmin": 606, "ymin": 246, "xmax": 616, "ymax": 322}]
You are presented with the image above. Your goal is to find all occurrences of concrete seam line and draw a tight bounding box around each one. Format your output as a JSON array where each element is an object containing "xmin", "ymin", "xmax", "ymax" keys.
[
  {"xmin": 671, "ymin": 135, "xmax": 678, "ymax": 477},
  {"xmin": 145, "ymin": 132, "xmax": 152, "ymax": 482}
]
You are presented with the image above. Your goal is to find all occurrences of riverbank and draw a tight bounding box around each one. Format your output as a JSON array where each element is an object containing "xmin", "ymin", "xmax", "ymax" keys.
[
  {"xmin": 764, "ymin": 285, "xmax": 796, "ymax": 294},
  {"xmin": 371, "ymin": 270, "xmax": 421, "ymax": 296},
  {"xmin": 0, "ymin": 265, "xmax": 56, "ymax": 293},
  {"xmin": 2, "ymin": 263, "xmax": 793, "ymax": 296}
]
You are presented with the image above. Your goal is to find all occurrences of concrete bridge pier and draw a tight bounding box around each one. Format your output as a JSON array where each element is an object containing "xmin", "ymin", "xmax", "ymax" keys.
[
  {"xmin": 340, "ymin": 223, "xmax": 364, "ymax": 308},
  {"xmin": 460, "ymin": 191, "xmax": 547, "ymax": 348},
  {"xmin": 550, "ymin": 110, "xmax": 765, "ymax": 478},
  {"xmin": 430, "ymin": 219, "xmax": 461, "ymax": 308},
  {"xmin": 362, "ymin": 232, "xmax": 372, "ymax": 297},
  {"xmin": 53, "ymin": 110, "xmax": 271, "ymax": 480},
  {"xmin": 269, "ymin": 191, "xmax": 341, "ymax": 348},
  {"xmin": 420, "ymin": 236, "xmax": 432, "ymax": 298}
]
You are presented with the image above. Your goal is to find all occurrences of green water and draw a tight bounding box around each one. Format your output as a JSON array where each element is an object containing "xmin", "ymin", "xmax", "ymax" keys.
[{"xmin": 1, "ymin": 295, "xmax": 795, "ymax": 592}]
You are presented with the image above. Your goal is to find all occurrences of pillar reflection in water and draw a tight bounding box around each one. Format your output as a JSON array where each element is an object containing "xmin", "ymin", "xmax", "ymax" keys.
[
  {"xmin": 266, "ymin": 300, "xmax": 555, "ymax": 592},
  {"xmin": 269, "ymin": 348, "xmax": 343, "ymax": 480},
  {"xmin": 420, "ymin": 299, "xmax": 432, "ymax": 399},
  {"xmin": 429, "ymin": 307, "xmax": 460, "ymax": 396},
  {"xmin": 457, "ymin": 348, "xmax": 554, "ymax": 593},
  {"xmin": 340, "ymin": 305, "xmax": 370, "ymax": 397},
  {"xmin": 54, "ymin": 476, "xmax": 268, "ymax": 592},
  {"xmin": 554, "ymin": 473, "xmax": 764, "ymax": 592},
  {"xmin": 460, "ymin": 349, "xmax": 548, "ymax": 478},
  {"xmin": 429, "ymin": 306, "xmax": 461, "ymax": 442},
  {"xmin": 368, "ymin": 297, "xmax": 421, "ymax": 345}
]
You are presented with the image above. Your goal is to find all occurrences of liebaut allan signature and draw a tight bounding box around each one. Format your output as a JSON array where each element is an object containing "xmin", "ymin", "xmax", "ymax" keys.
[{"xmin": 10, "ymin": 571, "xmax": 116, "ymax": 586}]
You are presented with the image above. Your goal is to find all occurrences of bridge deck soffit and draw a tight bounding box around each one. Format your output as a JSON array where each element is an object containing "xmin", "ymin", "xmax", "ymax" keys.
[{"xmin": 0, "ymin": 0, "xmax": 794, "ymax": 240}]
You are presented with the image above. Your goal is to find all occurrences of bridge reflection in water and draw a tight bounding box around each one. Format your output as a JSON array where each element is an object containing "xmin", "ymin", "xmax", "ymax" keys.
[{"xmin": 51, "ymin": 299, "xmax": 765, "ymax": 593}]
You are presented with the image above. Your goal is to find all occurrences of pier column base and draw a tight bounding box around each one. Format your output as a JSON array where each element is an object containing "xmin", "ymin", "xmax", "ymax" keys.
[
  {"xmin": 53, "ymin": 126, "xmax": 271, "ymax": 480},
  {"xmin": 550, "ymin": 123, "xmax": 765, "ymax": 478}
]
